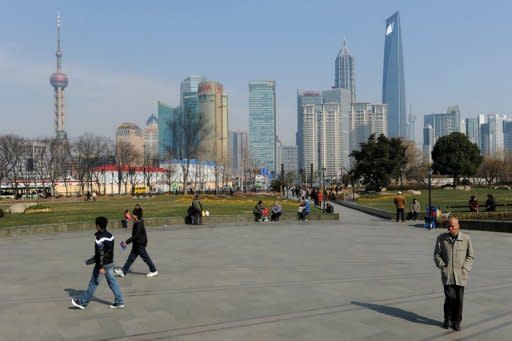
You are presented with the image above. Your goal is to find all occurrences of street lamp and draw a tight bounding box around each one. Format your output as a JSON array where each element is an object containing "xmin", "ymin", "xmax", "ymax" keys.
[
  {"xmin": 321, "ymin": 167, "xmax": 326, "ymax": 212},
  {"xmin": 427, "ymin": 168, "xmax": 433, "ymax": 229}
]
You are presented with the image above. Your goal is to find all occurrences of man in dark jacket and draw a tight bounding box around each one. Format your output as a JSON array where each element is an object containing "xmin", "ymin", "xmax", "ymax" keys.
[
  {"xmin": 71, "ymin": 217, "xmax": 124, "ymax": 309},
  {"xmin": 115, "ymin": 209, "xmax": 158, "ymax": 278}
]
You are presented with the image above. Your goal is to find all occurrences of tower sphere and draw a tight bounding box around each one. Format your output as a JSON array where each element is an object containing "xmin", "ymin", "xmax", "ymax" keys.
[{"xmin": 50, "ymin": 72, "xmax": 68, "ymax": 88}]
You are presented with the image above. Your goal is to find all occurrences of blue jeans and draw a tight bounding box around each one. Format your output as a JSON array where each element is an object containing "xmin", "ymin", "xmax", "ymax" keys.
[
  {"xmin": 121, "ymin": 245, "xmax": 157, "ymax": 274},
  {"xmin": 81, "ymin": 263, "xmax": 124, "ymax": 306}
]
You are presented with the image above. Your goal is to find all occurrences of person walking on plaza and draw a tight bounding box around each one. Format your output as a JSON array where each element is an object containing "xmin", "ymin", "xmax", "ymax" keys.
[
  {"xmin": 71, "ymin": 217, "xmax": 124, "ymax": 309},
  {"xmin": 115, "ymin": 209, "xmax": 158, "ymax": 278},
  {"xmin": 393, "ymin": 191, "xmax": 406, "ymax": 222},
  {"xmin": 433, "ymin": 216, "xmax": 474, "ymax": 331}
]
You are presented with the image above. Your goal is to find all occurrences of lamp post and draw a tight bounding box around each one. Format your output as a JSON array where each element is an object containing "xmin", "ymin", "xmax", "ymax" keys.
[
  {"xmin": 321, "ymin": 167, "xmax": 326, "ymax": 212},
  {"xmin": 428, "ymin": 168, "xmax": 433, "ymax": 228}
]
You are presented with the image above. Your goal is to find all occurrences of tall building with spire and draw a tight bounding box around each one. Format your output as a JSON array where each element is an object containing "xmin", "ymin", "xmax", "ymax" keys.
[
  {"xmin": 382, "ymin": 11, "xmax": 406, "ymax": 138},
  {"xmin": 334, "ymin": 40, "xmax": 355, "ymax": 104},
  {"xmin": 49, "ymin": 10, "xmax": 69, "ymax": 140}
]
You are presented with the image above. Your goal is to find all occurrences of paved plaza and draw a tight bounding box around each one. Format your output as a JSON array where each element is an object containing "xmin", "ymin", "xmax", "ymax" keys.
[{"xmin": 1, "ymin": 205, "xmax": 512, "ymax": 340}]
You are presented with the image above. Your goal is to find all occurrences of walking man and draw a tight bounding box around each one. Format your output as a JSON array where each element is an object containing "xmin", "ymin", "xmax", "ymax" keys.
[
  {"xmin": 115, "ymin": 209, "xmax": 158, "ymax": 278},
  {"xmin": 71, "ymin": 217, "xmax": 124, "ymax": 309},
  {"xmin": 393, "ymin": 191, "xmax": 406, "ymax": 222},
  {"xmin": 434, "ymin": 216, "xmax": 474, "ymax": 331}
]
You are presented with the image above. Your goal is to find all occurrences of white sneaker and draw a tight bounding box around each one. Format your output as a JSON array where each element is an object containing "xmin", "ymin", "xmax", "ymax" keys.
[
  {"xmin": 114, "ymin": 268, "xmax": 125, "ymax": 278},
  {"xmin": 146, "ymin": 271, "xmax": 158, "ymax": 277}
]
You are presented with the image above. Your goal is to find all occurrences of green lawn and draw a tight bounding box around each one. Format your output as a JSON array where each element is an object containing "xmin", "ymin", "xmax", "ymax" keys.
[
  {"xmin": 0, "ymin": 194, "xmax": 301, "ymax": 228},
  {"xmin": 356, "ymin": 187, "xmax": 512, "ymax": 218}
]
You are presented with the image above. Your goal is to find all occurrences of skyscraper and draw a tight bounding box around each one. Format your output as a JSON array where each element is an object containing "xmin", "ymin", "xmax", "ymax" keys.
[
  {"xmin": 144, "ymin": 114, "xmax": 159, "ymax": 164},
  {"xmin": 248, "ymin": 81, "xmax": 276, "ymax": 171},
  {"xmin": 382, "ymin": 11, "xmax": 406, "ymax": 138},
  {"xmin": 334, "ymin": 40, "xmax": 355, "ymax": 104},
  {"xmin": 297, "ymin": 90, "xmax": 322, "ymax": 172},
  {"xmin": 157, "ymin": 101, "xmax": 180, "ymax": 159},
  {"xmin": 198, "ymin": 81, "xmax": 229, "ymax": 162},
  {"xmin": 49, "ymin": 10, "xmax": 69, "ymax": 140},
  {"xmin": 423, "ymin": 124, "xmax": 433, "ymax": 164}
]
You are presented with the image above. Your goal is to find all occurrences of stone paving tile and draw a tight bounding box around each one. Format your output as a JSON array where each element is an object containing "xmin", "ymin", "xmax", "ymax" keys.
[{"xmin": 1, "ymin": 205, "xmax": 512, "ymax": 340}]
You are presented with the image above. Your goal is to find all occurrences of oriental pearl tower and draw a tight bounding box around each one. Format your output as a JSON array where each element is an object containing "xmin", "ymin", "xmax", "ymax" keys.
[{"xmin": 49, "ymin": 10, "xmax": 69, "ymax": 140}]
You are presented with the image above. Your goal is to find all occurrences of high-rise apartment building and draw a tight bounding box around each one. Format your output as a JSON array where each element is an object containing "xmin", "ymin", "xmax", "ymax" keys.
[
  {"xmin": 480, "ymin": 114, "xmax": 505, "ymax": 158},
  {"xmin": 465, "ymin": 117, "xmax": 481, "ymax": 147},
  {"xmin": 503, "ymin": 120, "xmax": 512, "ymax": 159},
  {"xmin": 424, "ymin": 107, "xmax": 461, "ymax": 142},
  {"xmin": 116, "ymin": 123, "xmax": 144, "ymax": 165},
  {"xmin": 248, "ymin": 81, "xmax": 276, "ymax": 171},
  {"xmin": 229, "ymin": 130, "xmax": 248, "ymax": 177},
  {"xmin": 297, "ymin": 90, "xmax": 322, "ymax": 172},
  {"xmin": 382, "ymin": 11, "xmax": 406, "ymax": 138},
  {"xmin": 143, "ymin": 114, "xmax": 158, "ymax": 164},
  {"xmin": 351, "ymin": 103, "xmax": 388, "ymax": 153},
  {"xmin": 198, "ymin": 81, "xmax": 229, "ymax": 162},
  {"xmin": 334, "ymin": 40, "xmax": 355, "ymax": 104},
  {"xmin": 322, "ymin": 88, "xmax": 352, "ymax": 170},
  {"xmin": 300, "ymin": 103, "xmax": 320, "ymax": 179}
]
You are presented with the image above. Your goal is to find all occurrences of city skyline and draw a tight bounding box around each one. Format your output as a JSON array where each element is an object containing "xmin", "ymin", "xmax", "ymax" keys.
[{"xmin": 1, "ymin": 1, "xmax": 512, "ymax": 146}]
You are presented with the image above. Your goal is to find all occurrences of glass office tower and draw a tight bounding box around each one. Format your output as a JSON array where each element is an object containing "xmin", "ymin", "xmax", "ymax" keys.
[
  {"xmin": 382, "ymin": 11, "xmax": 406, "ymax": 138},
  {"xmin": 248, "ymin": 81, "xmax": 276, "ymax": 171}
]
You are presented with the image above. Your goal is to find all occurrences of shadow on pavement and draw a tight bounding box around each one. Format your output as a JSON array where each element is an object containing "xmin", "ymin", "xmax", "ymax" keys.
[
  {"xmin": 64, "ymin": 288, "xmax": 112, "ymax": 305},
  {"xmin": 351, "ymin": 301, "xmax": 441, "ymax": 327}
]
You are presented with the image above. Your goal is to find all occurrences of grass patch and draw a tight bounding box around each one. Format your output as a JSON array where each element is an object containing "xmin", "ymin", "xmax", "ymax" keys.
[
  {"xmin": 0, "ymin": 194, "xmax": 300, "ymax": 228},
  {"xmin": 356, "ymin": 187, "xmax": 512, "ymax": 220}
]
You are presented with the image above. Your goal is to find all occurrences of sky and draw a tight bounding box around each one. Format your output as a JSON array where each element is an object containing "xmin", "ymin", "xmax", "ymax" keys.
[{"xmin": 1, "ymin": 0, "xmax": 512, "ymax": 145}]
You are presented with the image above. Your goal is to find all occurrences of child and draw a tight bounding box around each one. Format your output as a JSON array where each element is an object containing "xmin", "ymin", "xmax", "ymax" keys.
[{"xmin": 71, "ymin": 217, "xmax": 124, "ymax": 309}]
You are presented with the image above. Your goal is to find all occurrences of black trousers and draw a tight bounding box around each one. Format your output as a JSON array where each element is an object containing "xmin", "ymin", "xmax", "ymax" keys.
[
  {"xmin": 444, "ymin": 285, "xmax": 464, "ymax": 325},
  {"xmin": 122, "ymin": 245, "xmax": 157, "ymax": 274},
  {"xmin": 396, "ymin": 208, "xmax": 405, "ymax": 222}
]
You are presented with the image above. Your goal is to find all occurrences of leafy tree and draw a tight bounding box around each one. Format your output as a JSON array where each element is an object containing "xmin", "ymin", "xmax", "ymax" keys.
[
  {"xmin": 431, "ymin": 132, "xmax": 482, "ymax": 185},
  {"xmin": 350, "ymin": 134, "xmax": 406, "ymax": 192}
]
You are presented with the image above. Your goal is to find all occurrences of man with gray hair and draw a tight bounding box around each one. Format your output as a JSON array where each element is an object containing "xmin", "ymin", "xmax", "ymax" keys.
[{"xmin": 434, "ymin": 216, "xmax": 474, "ymax": 331}]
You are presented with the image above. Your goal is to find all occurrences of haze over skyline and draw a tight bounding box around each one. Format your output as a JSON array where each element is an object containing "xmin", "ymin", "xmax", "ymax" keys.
[{"xmin": 1, "ymin": 0, "xmax": 511, "ymax": 145}]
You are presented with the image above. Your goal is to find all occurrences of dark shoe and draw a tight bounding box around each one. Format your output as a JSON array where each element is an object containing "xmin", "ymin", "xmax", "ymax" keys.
[
  {"xmin": 71, "ymin": 297, "xmax": 85, "ymax": 310},
  {"xmin": 109, "ymin": 303, "xmax": 125, "ymax": 309},
  {"xmin": 442, "ymin": 320, "xmax": 450, "ymax": 329},
  {"xmin": 452, "ymin": 323, "xmax": 461, "ymax": 331}
]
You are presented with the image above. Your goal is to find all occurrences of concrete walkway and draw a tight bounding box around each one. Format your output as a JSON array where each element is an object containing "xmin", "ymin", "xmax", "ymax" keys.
[{"xmin": 1, "ymin": 204, "xmax": 512, "ymax": 340}]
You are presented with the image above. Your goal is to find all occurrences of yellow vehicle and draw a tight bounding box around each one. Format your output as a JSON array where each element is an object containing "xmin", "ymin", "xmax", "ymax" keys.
[{"xmin": 133, "ymin": 185, "xmax": 147, "ymax": 195}]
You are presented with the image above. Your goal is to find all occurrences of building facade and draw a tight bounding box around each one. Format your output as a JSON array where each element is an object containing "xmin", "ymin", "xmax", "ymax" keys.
[
  {"xmin": 297, "ymin": 90, "xmax": 322, "ymax": 172},
  {"xmin": 351, "ymin": 102, "xmax": 388, "ymax": 154},
  {"xmin": 116, "ymin": 122, "xmax": 144, "ymax": 165},
  {"xmin": 382, "ymin": 11, "xmax": 406, "ymax": 138},
  {"xmin": 198, "ymin": 81, "xmax": 229, "ymax": 162},
  {"xmin": 322, "ymin": 88, "xmax": 351, "ymax": 170},
  {"xmin": 143, "ymin": 114, "xmax": 159, "ymax": 164},
  {"xmin": 248, "ymin": 81, "xmax": 276, "ymax": 171},
  {"xmin": 157, "ymin": 101, "xmax": 180, "ymax": 159}
]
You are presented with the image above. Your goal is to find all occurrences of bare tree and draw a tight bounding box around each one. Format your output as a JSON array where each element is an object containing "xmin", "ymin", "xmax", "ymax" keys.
[
  {"xmin": 115, "ymin": 141, "xmax": 139, "ymax": 194},
  {"xmin": 165, "ymin": 111, "xmax": 214, "ymax": 194},
  {"xmin": 72, "ymin": 133, "xmax": 111, "ymax": 196},
  {"xmin": 477, "ymin": 156, "xmax": 507, "ymax": 189},
  {"xmin": 1, "ymin": 135, "xmax": 25, "ymax": 197}
]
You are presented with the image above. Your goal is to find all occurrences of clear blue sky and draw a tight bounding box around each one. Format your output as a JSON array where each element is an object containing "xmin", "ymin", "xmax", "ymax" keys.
[{"xmin": 1, "ymin": 0, "xmax": 511, "ymax": 145}]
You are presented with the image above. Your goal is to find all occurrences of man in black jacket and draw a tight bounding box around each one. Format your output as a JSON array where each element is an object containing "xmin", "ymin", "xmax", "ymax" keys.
[
  {"xmin": 71, "ymin": 217, "xmax": 124, "ymax": 309},
  {"xmin": 115, "ymin": 209, "xmax": 158, "ymax": 278}
]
